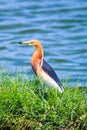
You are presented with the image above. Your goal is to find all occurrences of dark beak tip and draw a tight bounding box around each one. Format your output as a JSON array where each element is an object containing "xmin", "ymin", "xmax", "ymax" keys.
[{"xmin": 19, "ymin": 42, "xmax": 22, "ymax": 44}]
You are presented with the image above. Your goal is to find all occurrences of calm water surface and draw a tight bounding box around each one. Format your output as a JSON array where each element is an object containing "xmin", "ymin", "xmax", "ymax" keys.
[{"xmin": 0, "ymin": 0, "xmax": 87, "ymax": 85}]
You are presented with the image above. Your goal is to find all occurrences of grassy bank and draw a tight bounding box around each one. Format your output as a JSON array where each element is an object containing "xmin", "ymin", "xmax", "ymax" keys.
[{"xmin": 0, "ymin": 71, "xmax": 87, "ymax": 130}]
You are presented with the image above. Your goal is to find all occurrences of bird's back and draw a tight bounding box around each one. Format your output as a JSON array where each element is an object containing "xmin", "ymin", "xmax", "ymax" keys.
[{"xmin": 42, "ymin": 59, "xmax": 64, "ymax": 92}]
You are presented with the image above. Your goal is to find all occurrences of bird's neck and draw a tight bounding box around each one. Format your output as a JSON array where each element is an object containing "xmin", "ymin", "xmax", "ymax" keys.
[
  {"xmin": 33, "ymin": 46, "xmax": 43, "ymax": 60},
  {"xmin": 31, "ymin": 46, "xmax": 43, "ymax": 72}
]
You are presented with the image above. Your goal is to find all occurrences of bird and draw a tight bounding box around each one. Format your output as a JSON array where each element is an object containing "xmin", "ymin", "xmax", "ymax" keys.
[{"xmin": 20, "ymin": 40, "xmax": 64, "ymax": 93}]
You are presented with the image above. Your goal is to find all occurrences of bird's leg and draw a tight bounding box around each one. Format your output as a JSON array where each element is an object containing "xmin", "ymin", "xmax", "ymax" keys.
[
  {"xmin": 39, "ymin": 79, "xmax": 44, "ymax": 98},
  {"xmin": 40, "ymin": 81, "xmax": 49, "ymax": 104},
  {"xmin": 39, "ymin": 78, "xmax": 47, "ymax": 101}
]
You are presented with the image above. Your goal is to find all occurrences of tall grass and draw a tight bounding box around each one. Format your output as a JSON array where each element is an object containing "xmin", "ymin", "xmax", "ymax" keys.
[{"xmin": 0, "ymin": 70, "xmax": 87, "ymax": 130}]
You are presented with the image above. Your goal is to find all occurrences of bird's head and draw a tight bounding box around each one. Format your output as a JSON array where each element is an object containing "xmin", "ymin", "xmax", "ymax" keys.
[{"xmin": 20, "ymin": 40, "xmax": 41, "ymax": 48}]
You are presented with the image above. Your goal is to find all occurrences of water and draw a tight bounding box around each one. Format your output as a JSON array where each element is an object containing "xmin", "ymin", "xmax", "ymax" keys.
[{"xmin": 0, "ymin": 0, "xmax": 87, "ymax": 85}]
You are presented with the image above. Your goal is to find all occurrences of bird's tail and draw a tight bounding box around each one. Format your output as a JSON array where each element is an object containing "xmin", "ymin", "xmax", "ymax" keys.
[{"xmin": 58, "ymin": 85, "xmax": 64, "ymax": 93}]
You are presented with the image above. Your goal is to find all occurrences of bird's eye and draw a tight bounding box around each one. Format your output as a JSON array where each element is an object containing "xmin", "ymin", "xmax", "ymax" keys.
[{"xmin": 29, "ymin": 41, "xmax": 33, "ymax": 45}]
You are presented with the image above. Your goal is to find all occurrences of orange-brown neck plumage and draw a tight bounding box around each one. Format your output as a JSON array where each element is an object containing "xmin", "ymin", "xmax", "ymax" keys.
[{"xmin": 31, "ymin": 42, "xmax": 43, "ymax": 74}]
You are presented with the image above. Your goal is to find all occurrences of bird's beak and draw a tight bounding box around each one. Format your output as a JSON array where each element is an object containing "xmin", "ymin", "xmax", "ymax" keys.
[
  {"xmin": 19, "ymin": 41, "xmax": 32, "ymax": 45},
  {"xmin": 19, "ymin": 41, "xmax": 28, "ymax": 44}
]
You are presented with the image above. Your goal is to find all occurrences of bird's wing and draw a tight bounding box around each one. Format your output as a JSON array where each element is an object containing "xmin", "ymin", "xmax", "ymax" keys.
[{"xmin": 42, "ymin": 59, "xmax": 63, "ymax": 90}]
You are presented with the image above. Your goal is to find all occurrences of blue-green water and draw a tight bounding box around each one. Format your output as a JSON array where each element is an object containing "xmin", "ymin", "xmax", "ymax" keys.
[{"xmin": 0, "ymin": 0, "xmax": 87, "ymax": 85}]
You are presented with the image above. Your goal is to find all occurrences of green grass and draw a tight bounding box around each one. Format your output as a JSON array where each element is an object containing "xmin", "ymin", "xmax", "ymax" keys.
[{"xmin": 0, "ymin": 71, "xmax": 87, "ymax": 130}]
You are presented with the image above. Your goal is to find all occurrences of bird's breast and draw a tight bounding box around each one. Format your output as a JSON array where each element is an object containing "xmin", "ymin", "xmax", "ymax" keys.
[{"xmin": 31, "ymin": 58, "xmax": 42, "ymax": 75}]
